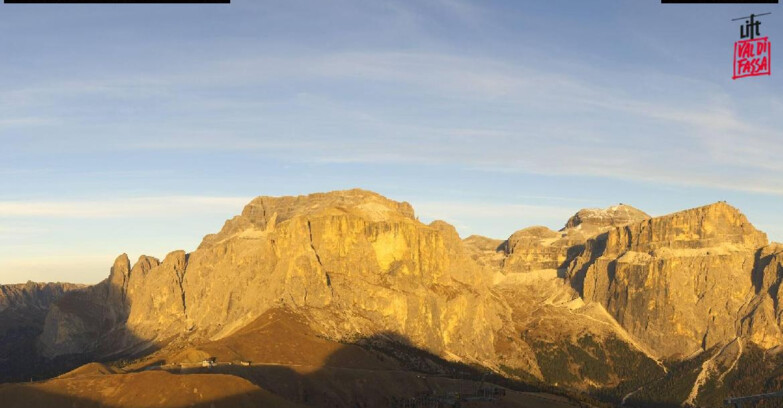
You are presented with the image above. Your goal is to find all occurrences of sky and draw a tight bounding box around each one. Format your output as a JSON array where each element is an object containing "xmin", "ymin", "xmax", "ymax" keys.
[{"xmin": 1, "ymin": 0, "xmax": 782, "ymax": 284}]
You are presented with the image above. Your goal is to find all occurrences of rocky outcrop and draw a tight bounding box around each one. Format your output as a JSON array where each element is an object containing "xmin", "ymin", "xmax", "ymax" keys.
[
  {"xmin": 569, "ymin": 202, "xmax": 770, "ymax": 358},
  {"xmin": 502, "ymin": 226, "xmax": 569, "ymax": 272},
  {"xmin": 564, "ymin": 204, "xmax": 650, "ymax": 233},
  {"xmin": 499, "ymin": 204, "xmax": 649, "ymax": 274},
  {"xmin": 125, "ymin": 251, "xmax": 187, "ymax": 341}
]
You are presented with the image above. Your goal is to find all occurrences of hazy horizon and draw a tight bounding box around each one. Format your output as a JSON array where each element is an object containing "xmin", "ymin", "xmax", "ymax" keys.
[{"xmin": 0, "ymin": 190, "xmax": 775, "ymax": 285}]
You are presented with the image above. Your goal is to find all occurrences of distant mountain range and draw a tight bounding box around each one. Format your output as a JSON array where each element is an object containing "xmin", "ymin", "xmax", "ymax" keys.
[{"xmin": 1, "ymin": 189, "xmax": 781, "ymax": 408}]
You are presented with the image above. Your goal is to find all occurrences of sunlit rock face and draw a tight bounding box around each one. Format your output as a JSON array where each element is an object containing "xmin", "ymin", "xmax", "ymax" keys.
[
  {"xmin": 500, "ymin": 204, "xmax": 650, "ymax": 274},
  {"xmin": 39, "ymin": 189, "xmax": 505, "ymax": 363},
  {"xmin": 181, "ymin": 189, "xmax": 503, "ymax": 361},
  {"xmin": 124, "ymin": 251, "xmax": 186, "ymax": 341},
  {"xmin": 563, "ymin": 204, "xmax": 651, "ymax": 232},
  {"xmin": 569, "ymin": 202, "xmax": 771, "ymax": 358}
]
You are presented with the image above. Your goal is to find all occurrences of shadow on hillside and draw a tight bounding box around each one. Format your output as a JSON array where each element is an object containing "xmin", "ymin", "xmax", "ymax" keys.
[
  {"xmin": 0, "ymin": 283, "xmax": 167, "ymax": 385},
  {"xmin": 177, "ymin": 331, "xmax": 558, "ymax": 407},
  {"xmin": 0, "ymin": 329, "xmax": 599, "ymax": 408},
  {"xmin": 0, "ymin": 382, "xmax": 283, "ymax": 408},
  {"xmin": 0, "ymin": 317, "xmax": 88, "ymax": 383}
]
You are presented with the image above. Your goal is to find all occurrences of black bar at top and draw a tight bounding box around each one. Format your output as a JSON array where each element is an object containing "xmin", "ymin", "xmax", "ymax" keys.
[
  {"xmin": 662, "ymin": 0, "xmax": 777, "ymax": 3},
  {"xmin": 4, "ymin": 0, "xmax": 229, "ymax": 3}
]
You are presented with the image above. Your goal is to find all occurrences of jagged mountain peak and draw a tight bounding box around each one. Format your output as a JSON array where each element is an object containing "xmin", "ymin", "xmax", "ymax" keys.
[{"xmin": 109, "ymin": 253, "xmax": 130, "ymax": 274}]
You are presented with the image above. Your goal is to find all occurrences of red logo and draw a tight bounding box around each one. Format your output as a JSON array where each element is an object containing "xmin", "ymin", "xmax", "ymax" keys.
[
  {"xmin": 733, "ymin": 37, "xmax": 771, "ymax": 79},
  {"xmin": 732, "ymin": 13, "xmax": 771, "ymax": 80}
]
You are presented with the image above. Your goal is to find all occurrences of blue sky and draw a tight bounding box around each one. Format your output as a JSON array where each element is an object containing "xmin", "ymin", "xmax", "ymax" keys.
[{"xmin": 1, "ymin": 0, "xmax": 782, "ymax": 283}]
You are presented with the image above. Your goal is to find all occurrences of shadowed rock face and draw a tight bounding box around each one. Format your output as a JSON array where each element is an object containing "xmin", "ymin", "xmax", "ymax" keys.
[
  {"xmin": 738, "ymin": 243, "xmax": 783, "ymax": 347},
  {"xmin": 0, "ymin": 282, "xmax": 82, "ymax": 381},
  {"xmin": 0, "ymin": 282, "xmax": 82, "ymax": 315}
]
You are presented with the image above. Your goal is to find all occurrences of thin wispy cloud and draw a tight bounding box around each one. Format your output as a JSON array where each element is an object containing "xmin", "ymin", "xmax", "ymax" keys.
[
  {"xmin": 4, "ymin": 50, "xmax": 780, "ymax": 194},
  {"xmin": 0, "ymin": 196, "xmax": 251, "ymax": 218}
]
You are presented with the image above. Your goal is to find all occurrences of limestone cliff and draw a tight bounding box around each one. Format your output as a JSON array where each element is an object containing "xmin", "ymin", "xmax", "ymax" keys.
[
  {"xmin": 180, "ymin": 190, "xmax": 502, "ymax": 362},
  {"xmin": 494, "ymin": 204, "xmax": 649, "ymax": 274},
  {"xmin": 40, "ymin": 189, "xmax": 504, "ymax": 364},
  {"xmin": 569, "ymin": 202, "xmax": 770, "ymax": 358}
]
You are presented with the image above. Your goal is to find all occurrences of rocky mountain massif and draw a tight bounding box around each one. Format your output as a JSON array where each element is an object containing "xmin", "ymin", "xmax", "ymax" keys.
[
  {"xmin": 0, "ymin": 282, "xmax": 82, "ymax": 382},
  {"xmin": 1, "ymin": 189, "xmax": 782, "ymax": 408}
]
